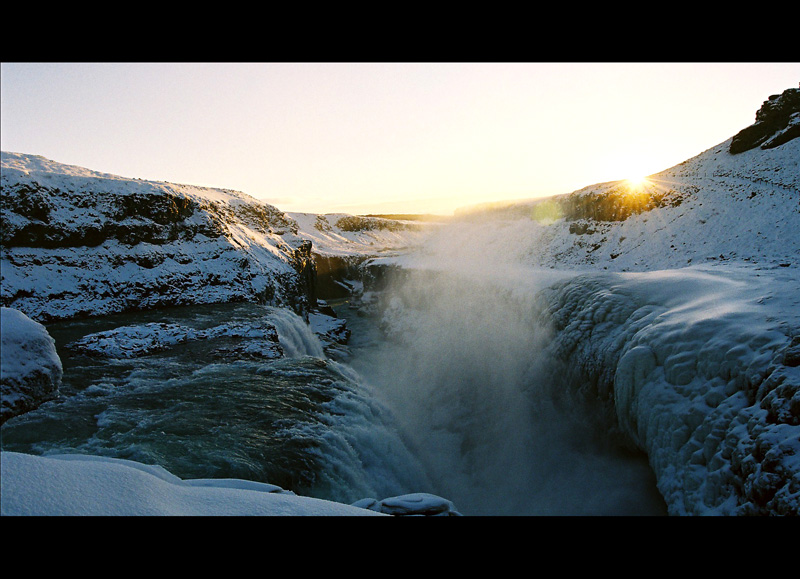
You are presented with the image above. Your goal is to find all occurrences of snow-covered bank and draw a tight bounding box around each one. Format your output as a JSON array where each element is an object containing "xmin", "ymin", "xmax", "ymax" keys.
[
  {"xmin": 0, "ymin": 451, "xmax": 364, "ymax": 516},
  {"xmin": 0, "ymin": 451, "xmax": 458, "ymax": 516}
]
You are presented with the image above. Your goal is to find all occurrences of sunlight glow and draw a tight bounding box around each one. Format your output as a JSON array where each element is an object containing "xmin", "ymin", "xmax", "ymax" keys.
[
  {"xmin": 2, "ymin": 62, "xmax": 798, "ymax": 216},
  {"xmin": 625, "ymin": 175, "xmax": 650, "ymax": 189}
]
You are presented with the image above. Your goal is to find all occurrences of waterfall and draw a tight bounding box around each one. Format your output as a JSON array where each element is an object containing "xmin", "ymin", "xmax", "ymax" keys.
[{"xmin": 265, "ymin": 307, "xmax": 325, "ymax": 359}]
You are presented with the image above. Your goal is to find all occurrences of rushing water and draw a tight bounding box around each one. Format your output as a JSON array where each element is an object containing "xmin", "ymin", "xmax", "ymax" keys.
[
  {"xmin": 0, "ymin": 302, "xmax": 432, "ymax": 506},
  {"xmin": 2, "ymin": 284, "xmax": 667, "ymax": 515}
]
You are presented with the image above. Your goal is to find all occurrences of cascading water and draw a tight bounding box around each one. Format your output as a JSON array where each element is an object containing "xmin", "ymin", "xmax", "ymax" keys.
[{"xmin": 267, "ymin": 308, "xmax": 325, "ymax": 359}]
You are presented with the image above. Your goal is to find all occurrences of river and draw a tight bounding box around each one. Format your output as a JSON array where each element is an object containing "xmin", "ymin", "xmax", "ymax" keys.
[{"xmin": 1, "ymin": 281, "xmax": 668, "ymax": 515}]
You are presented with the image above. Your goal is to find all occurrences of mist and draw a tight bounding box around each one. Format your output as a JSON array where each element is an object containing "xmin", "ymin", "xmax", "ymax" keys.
[{"xmin": 349, "ymin": 220, "xmax": 668, "ymax": 515}]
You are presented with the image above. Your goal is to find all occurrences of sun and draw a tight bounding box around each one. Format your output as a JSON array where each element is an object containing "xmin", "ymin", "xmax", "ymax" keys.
[{"xmin": 625, "ymin": 174, "xmax": 650, "ymax": 189}]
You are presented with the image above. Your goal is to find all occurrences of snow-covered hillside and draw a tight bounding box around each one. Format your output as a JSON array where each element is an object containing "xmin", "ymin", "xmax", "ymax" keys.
[{"xmin": 434, "ymin": 137, "xmax": 799, "ymax": 274}]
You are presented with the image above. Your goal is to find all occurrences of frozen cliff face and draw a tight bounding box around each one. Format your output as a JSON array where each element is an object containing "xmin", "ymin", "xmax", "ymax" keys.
[
  {"xmin": 0, "ymin": 152, "xmax": 317, "ymax": 322},
  {"xmin": 1, "ymin": 307, "xmax": 63, "ymax": 424},
  {"xmin": 536, "ymin": 269, "xmax": 800, "ymax": 515}
]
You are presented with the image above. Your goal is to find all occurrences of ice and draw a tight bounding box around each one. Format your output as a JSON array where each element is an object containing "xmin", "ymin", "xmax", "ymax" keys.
[{"xmin": 537, "ymin": 267, "xmax": 799, "ymax": 514}]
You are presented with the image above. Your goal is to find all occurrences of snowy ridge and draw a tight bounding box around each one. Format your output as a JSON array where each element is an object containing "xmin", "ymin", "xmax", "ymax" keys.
[
  {"xmin": 289, "ymin": 212, "xmax": 436, "ymax": 258},
  {"xmin": 443, "ymin": 136, "xmax": 799, "ymax": 273}
]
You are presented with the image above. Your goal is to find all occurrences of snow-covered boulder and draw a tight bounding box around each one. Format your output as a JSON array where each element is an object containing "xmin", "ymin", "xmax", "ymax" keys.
[
  {"xmin": 0, "ymin": 307, "xmax": 62, "ymax": 424},
  {"xmin": 351, "ymin": 492, "xmax": 462, "ymax": 516},
  {"xmin": 66, "ymin": 319, "xmax": 284, "ymax": 360}
]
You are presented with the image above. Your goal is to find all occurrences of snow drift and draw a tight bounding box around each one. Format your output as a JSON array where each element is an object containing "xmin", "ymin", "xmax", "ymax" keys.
[{"xmin": 0, "ymin": 451, "xmax": 460, "ymax": 516}]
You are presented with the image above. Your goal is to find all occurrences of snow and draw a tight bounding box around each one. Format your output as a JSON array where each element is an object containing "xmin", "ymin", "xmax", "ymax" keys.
[
  {"xmin": 0, "ymin": 449, "xmax": 461, "ymax": 515},
  {"xmin": 0, "ymin": 451, "xmax": 381, "ymax": 516},
  {"xmin": 287, "ymin": 211, "xmax": 438, "ymax": 258},
  {"xmin": 0, "ymin": 307, "xmax": 63, "ymax": 423}
]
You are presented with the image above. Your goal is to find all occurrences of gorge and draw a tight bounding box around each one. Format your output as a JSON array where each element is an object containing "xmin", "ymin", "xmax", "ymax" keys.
[{"xmin": 2, "ymin": 87, "xmax": 799, "ymax": 516}]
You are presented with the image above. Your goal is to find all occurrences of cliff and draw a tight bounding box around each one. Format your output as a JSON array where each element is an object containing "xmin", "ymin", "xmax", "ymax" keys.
[{"xmin": 0, "ymin": 152, "xmax": 317, "ymax": 322}]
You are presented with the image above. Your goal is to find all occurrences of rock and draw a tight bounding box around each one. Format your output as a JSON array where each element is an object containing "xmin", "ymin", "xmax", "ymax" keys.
[
  {"xmin": 289, "ymin": 239, "xmax": 318, "ymax": 311},
  {"xmin": 352, "ymin": 493, "xmax": 462, "ymax": 516},
  {"xmin": 730, "ymin": 87, "xmax": 800, "ymax": 154},
  {"xmin": 313, "ymin": 254, "xmax": 367, "ymax": 300},
  {"xmin": 66, "ymin": 319, "xmax": 283, "ymax": 360},
  {"xmin": 309, "ymin": 309, "xmax": 351, "ymax": 346},
  {"xmin": 0, "ymin": 307, "xmax": 63, "ymax": 424}
]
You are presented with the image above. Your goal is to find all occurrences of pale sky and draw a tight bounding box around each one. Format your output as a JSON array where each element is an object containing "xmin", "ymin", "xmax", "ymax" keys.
[{"xmin": 1, "ymin": 62, "xmax": 797, "ymax": 215}]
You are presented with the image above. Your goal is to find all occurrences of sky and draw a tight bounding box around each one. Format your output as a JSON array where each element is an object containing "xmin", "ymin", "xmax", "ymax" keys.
[{"xmin": 1, "ymin": 62, "xmax": 798, "ymax": 216}]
